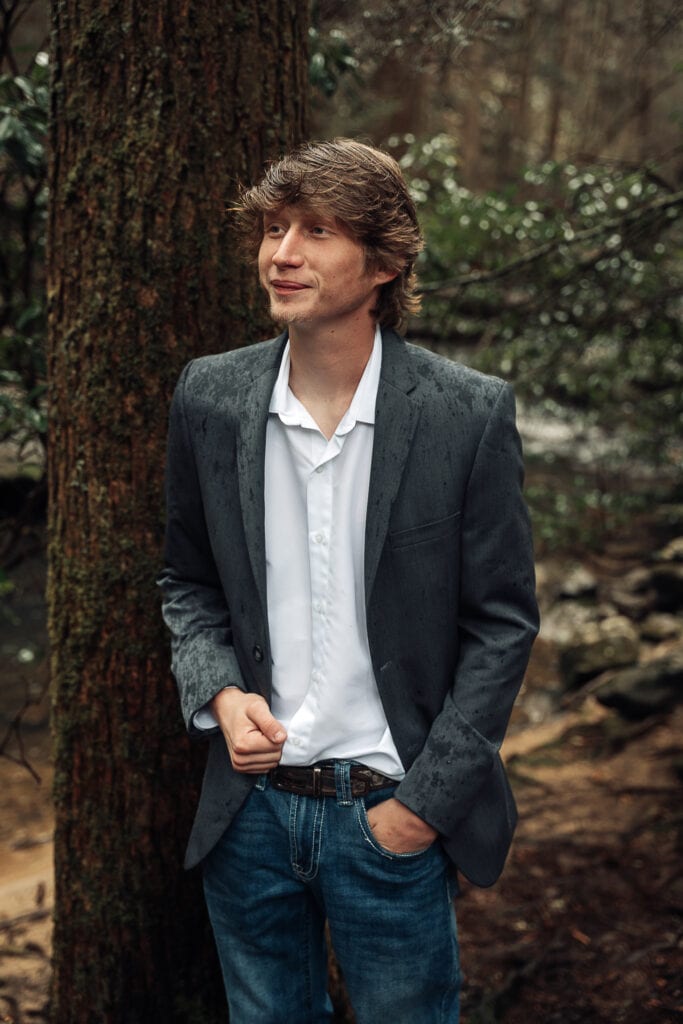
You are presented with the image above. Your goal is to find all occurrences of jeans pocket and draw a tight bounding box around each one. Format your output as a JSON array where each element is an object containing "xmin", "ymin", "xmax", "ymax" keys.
[{"xmin": 355, "ymin": 798, "xmax": 436, "ymax": 862}]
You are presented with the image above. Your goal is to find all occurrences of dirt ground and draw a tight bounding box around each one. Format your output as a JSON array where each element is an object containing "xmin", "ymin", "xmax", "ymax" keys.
[
  {"xmin": 0, "ymin": 551, "xmax": 52, "ymax": 1023},
  {"xmin": 460, "ymin": 700, "xmax": 683, "ymax": 1023},
  {"xmin": 1, "ymin": 553, "xmax": 682, "ymax": 1023}
]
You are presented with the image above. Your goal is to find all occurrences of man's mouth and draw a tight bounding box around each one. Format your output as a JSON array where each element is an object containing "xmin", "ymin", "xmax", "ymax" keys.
[{"xmin": 270, "ymin": 279, "xmax": 308, "ymax": 294}]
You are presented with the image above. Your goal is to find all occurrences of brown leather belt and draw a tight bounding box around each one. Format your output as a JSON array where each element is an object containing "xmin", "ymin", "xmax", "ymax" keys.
[{"xmin": 269, "ymin": 764, "xmax": 396, "ymax": 798}]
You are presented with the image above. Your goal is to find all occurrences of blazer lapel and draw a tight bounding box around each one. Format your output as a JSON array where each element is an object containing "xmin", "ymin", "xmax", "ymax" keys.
[
  {"xmin": 235, "ymin": 332, "xmax": 287, "ymax": 627},
  {"xmin": 365, "ymin": 329, "xmax": 421, "ymax": 605}
]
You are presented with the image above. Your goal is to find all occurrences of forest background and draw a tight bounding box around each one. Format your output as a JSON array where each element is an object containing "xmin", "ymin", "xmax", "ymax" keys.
[{"xmin": 0, "ymin": 1, "xmax": 682, "ymax": 1022}]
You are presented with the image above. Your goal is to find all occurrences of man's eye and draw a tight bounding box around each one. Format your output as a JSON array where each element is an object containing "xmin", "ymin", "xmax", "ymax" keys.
[{"xmin": 310, "ymin": 226, "xmax": 329, "ymax": 236}]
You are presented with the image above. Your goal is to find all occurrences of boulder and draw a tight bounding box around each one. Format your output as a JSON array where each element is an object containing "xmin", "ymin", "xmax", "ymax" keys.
[
  {"xmin": 639, "ymin": 612, "xmax": 682, "ymax": 643},
  {"xmin": 559, "ymin": 615, "xmax": 640, "ymax": 688},
  {"xmin": 558, "ymin": 565, "xmax": 598, "ymax": 600},
  {"xmin": 594, "ymin": 644, "xmax": 683, "ymax": 720},
  {"xmin": 609, "ymin": 566, "xmax": 657, "ymax": 620},
  {"xmin": 653, "ymin": 536, "xmax": 683, "ymax": 563},
  {"xmin": 540, "ymin": 600, "xmax": 601, "ymax": 646}
]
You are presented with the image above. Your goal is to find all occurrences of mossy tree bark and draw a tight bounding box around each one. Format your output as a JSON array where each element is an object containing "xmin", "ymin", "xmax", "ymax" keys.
[{"xmin": 47, "ymin": 3, "xmax": 308, "ymax": 1021}]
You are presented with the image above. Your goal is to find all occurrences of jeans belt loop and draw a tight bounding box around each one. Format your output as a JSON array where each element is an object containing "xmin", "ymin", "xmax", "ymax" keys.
[{"xmin": 335, "ymin": 761, "xmax": 354, "ymax": 806}]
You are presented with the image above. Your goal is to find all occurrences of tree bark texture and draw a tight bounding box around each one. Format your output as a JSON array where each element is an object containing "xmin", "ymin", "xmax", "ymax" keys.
[{"xmin": 47, "ymin": 2, "xmax": 308, "ymax": 1021}]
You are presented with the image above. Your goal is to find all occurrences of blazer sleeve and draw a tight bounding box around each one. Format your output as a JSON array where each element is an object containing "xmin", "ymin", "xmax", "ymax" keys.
[
  {"xmin": 394, "ymin": 382, "xmax": 539, "ymax": 834},
  {"xmin": 157, "ymin": 362, "xmax": 247, "ymax": 734}
]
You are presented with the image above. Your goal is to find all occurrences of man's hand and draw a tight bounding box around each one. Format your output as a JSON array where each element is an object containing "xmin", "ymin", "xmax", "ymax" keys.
[
  {"xmin": 366, "ymin": 797, "xmax": 438, "ymax": 854},
  {"xmin": 211, "ymin": 688, "xmax": 286, "ymax": 773}
]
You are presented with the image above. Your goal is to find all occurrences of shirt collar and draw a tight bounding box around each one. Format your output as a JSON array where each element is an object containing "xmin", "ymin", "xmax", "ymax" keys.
[{"xmin": 268, "ymin": 325, "xmax": 382, "ymax": 435}]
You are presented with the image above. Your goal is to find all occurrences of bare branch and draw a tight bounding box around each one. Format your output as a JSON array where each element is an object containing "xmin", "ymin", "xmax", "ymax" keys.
[
  {"xmin": 0, "ymin": 673, "xmax": 49, "ymax": 784},
  {"xmin": 420, "ymin": 189, "xmax": 683, "ymax": 297}
]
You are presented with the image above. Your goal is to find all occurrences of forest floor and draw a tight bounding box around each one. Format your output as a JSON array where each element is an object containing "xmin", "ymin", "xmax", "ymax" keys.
[
  {"xmin": 0, "ymin": 547, "xmax": 682, "ymax": 1023},
  {"xmin": 459, "ymin": 697, "xmax": 683, "ymax": 1023}
]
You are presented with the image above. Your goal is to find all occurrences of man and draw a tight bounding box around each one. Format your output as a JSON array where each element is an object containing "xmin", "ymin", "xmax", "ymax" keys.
[{"xmin": 159, "ymin": 138, "xmax": 539, "ymax": 1023}]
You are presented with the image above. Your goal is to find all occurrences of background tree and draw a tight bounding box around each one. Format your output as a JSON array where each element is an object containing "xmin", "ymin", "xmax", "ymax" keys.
[
  {"xmin": 47, "ymin": 2, "xmax": 308, "ymax": 1021},
  {"xmin": 312, "ymin": 0, "xmax": 683, "ymax": 189}
]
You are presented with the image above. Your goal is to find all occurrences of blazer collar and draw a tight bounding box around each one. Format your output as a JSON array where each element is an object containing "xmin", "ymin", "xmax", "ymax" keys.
[
  {"xmin": 234, "ymin": 331, "xmax": 287, "ymax": 629},
  {"xmin": 364, "ymin": 328, "xmax": 421, "ymax": 604}
]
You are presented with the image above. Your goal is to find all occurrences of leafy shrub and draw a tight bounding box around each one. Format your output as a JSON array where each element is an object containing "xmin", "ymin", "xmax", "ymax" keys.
[
  {"xmin": 0, "ymin": 51, "xmax": 49, "ymax": 474},
  {"xmin": 388, "ymin": 134, "xmax": 682, "ymax": 471}
]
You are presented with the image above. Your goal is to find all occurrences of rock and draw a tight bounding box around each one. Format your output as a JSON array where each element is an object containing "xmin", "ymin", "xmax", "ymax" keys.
[
  {"xmin": 609, "ymin": 567, "xmax": 657, "ymax": 620},
  {"xmin": 540, "ymin": 600, "xmax": 601, "ymax": 645},
  {"xmin": 559, "ymin": 615, "xmax": 640, "ymax": 688},
  {"xmin": 639, "ymin": 612, "xmax": 682, "ymax": 643},
  {"xmin": 594, "ymin": 644, "xmax": 683, "ymax": 719},
  {"xmin": 558, "ymin": 565, "xmax": 598, "ymax": 600},
  {"xmin": 654, "ymin": 536, "xmax": 683, "ymax": 563},
  {"xmin": 616, "ymin": 566, "xmax": 653, "ymax": 592}
]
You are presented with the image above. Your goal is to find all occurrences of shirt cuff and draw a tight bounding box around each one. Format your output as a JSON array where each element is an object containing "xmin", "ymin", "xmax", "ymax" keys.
[
  {"xmin": 192, "ymin": 705, "xmax": 219, "ymax": 731},
  {"xmin": 191, "ymin": 685, "xmax": 240, "ymax": 731}
]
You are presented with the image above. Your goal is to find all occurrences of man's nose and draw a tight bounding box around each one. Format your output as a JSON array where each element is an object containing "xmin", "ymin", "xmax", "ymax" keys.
[{"xmin": 272, "ymin": 229, "xmax": 303, "ymax": 266}]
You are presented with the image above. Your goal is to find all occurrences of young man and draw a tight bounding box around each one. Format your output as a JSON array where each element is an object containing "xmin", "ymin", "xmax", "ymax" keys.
[{"xmin": 159, "ymin": 139, "xmax": 539, "ymax": 1023}]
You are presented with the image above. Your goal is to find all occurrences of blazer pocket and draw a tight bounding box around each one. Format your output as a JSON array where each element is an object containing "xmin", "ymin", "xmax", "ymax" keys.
[{"xmin": 389, "ymin": 511, "xmax": 462, "ymax": 551}]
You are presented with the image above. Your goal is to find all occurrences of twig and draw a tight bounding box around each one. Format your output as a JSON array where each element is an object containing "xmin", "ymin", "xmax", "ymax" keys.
[
  {"xmin": 0, "ymin": 908, "xmax": 51, "ymax": 932},
  {"xmin": 0, "ymin": 674, "xmax": 49, "ymax": 784},
  {"xmin": 624, "ymin": 928, "xmax": 683, "ymax": 966},
  {"xmin": 0, "ymin": 942, "xmax": 49, "ymax": 959}
]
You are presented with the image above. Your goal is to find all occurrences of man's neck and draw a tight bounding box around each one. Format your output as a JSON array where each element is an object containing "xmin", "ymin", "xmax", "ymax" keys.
[{"xmin": 286, "ymin": 319, "xmax": 378, "ymax": 440}]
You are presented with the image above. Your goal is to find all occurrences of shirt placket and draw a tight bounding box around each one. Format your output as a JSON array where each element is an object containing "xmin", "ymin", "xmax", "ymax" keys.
[{"xmin": 298, "ymin": 433, "xmax": 342, "ymax": 750}]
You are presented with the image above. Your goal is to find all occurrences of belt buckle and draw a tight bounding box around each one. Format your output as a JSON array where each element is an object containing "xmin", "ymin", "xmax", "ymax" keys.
[{"xmin": 312, "ymin": 765, "xmax": 322, "ymax": 797}]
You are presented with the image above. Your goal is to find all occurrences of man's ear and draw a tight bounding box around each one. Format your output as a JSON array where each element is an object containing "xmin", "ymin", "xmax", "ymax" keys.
[{"xmin": 372, "ymin": 266, "xmax": 399, "ymax": 287}]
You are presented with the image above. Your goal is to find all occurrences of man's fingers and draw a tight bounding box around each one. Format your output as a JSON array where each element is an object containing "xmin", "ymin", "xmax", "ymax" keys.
[
  {"xmin": 230, "ymin": 728, "xmax": 283, "ymax": 757},
  {"xmin": 211, "ymin": 690, "xmax": 286, "ymax": 770},
  {"xmin": 230, "ymin": 751, "xmax": 283, "ymax": 773},
  {"xmin": 246, "ymin": 700, "xmax": 287, "ymax": 744}
]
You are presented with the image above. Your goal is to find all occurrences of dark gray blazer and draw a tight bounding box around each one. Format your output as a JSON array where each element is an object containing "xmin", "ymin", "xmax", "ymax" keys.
[{"xmin": 159, "ymin": 327, "xmax": 539, "ymax": 887}]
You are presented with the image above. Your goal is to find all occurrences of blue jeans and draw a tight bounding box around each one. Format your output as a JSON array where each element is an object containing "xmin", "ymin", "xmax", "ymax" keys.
[{"xmin": 202, "ymin": 762, "xmax": 460, "ymax": 1023}]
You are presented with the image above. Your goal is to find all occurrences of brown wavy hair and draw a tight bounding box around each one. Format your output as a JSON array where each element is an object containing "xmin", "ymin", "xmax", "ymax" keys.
[{"xmin": 233, "ymin": 139, "xmax": 423, "ymax": 329}]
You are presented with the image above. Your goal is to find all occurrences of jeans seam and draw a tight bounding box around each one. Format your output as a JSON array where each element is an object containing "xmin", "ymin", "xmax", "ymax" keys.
[
  {"xmin": 290, "ymin": 795, "xmax": 324, "ymax": 882},
  {"xmin": 308, "ymin": 797, "xmax": 324, "ymax": 881},
  {"xmin": 440, "ymin": 875, "xmax": 461, "ymax": 1021},
  {"xmin": 289, "ymin": 793, "xmax": 300, "ymax": 874},
  {"xmin": 302, "ymin": 899, "xmax": 314, "ymax": 1021}
]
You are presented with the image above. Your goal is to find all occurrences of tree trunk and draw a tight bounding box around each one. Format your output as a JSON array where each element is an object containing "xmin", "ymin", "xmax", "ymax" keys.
[
  {"xmin": 543, "ymin": 0, "xmax": 570, "ymax": 162},
  {"xmin": 460, "ymin": 38, "xmax": 484, "ymax": 190},
  {"xmin": 636, "ymin": 0, "xmax": 654, "ymax": 162},
  {"xmin": 47, "ymin": 2, "xmax": 308, "ymax": 1021}
]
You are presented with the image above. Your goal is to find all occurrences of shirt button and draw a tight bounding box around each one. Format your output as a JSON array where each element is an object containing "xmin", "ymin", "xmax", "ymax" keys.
[
  {"xmin": 291, "ymin": 737, "xmax": 302, "ymax": 747},
  {"xmin": 314, "ymin": 532, "xmax": 324, "ymax": 544},
  {"xmin": 252, "ymin": 645, "xmax": 264, "ymax": 662},
  {"xmin": 315, "ymin": 465, "xmax": 325, "ymax": 474}
]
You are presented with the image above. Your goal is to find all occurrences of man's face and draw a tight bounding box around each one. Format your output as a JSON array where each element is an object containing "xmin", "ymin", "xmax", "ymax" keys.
[{"xmin": 258, "ymin": 205, "xmax": 393, "ymax": 332}]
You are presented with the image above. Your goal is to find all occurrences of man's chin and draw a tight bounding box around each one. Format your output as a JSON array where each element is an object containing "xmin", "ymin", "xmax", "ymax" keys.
[{"xmin": 269, "ymin": 303, "xmax": 312, "ymax": 326}]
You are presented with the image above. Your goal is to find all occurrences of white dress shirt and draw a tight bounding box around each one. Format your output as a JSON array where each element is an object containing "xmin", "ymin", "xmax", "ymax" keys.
[
  {"xmin": 195, "ymin": 326, "xmax": 403, "ymax": 780},
  {"xmin": 264, "ymin": 327, "xmax": 403, "ymax": 777}
]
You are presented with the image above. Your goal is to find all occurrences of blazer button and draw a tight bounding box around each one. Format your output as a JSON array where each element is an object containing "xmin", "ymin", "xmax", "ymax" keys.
[{"xmin": 252, "ymin": 645, "xmax": 264, "ymax": 663}]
